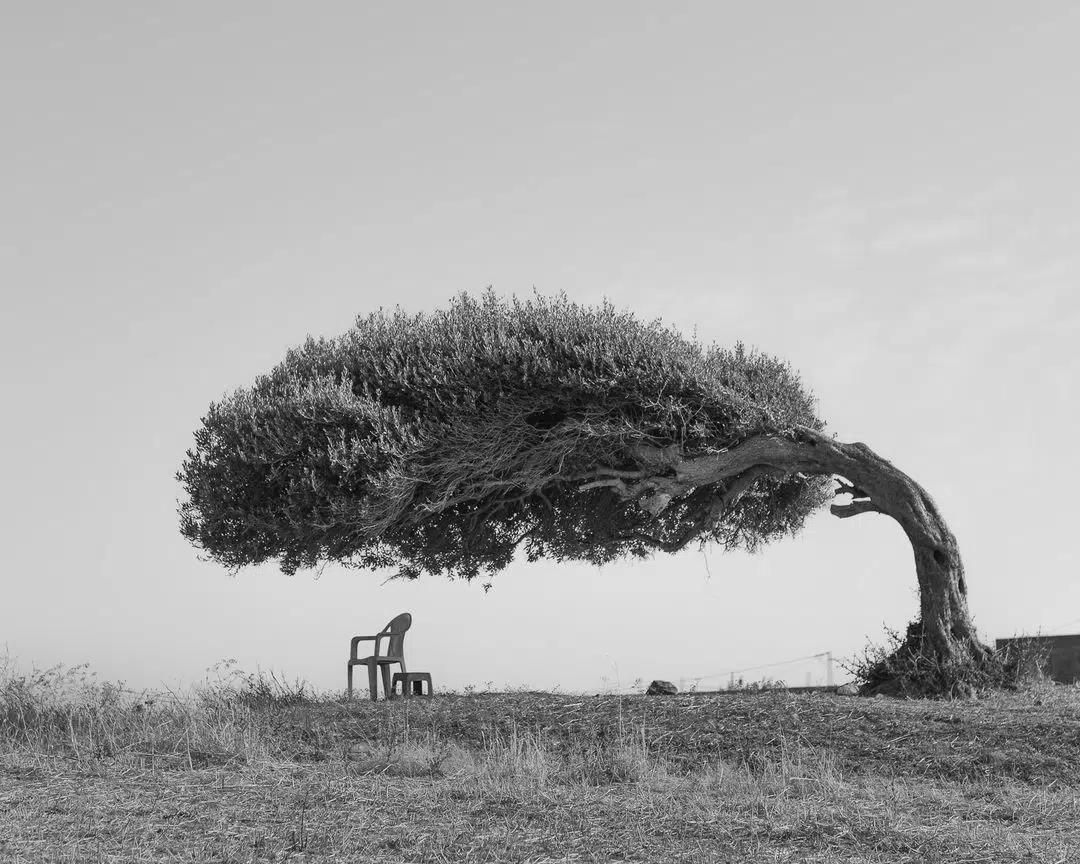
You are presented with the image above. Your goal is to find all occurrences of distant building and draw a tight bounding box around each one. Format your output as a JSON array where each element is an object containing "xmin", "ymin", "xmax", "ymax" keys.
[{"xmin": 995, "ymin": 634, "xmax": 1080, "ymax": 684}]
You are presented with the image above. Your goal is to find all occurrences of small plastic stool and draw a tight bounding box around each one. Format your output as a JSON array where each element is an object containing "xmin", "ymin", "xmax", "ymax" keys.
[{"xmin": 391, "ymin": 671, "xmax": 433, "ymax": 698}]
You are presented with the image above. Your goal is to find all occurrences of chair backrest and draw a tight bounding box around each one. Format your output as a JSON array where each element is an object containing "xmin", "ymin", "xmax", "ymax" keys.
[{"xmin": 383, "ymin": 612, "xmax": 412, "ymax": 658}]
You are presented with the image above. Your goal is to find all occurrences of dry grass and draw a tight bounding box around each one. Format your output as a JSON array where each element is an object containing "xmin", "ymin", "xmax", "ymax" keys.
[{"xmin": 1, "ymin": 662, "xmax": 1078, "ymax": 862}]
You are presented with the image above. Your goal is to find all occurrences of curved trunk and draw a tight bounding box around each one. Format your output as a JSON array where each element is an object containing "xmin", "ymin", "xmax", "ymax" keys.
[
  {"xmin": 624, "ymin": 426, "xmax": 989, "ymax": 676},
  {"xmin": 787, "ymin": 429, "xmax": 985, "ymax": 668}
]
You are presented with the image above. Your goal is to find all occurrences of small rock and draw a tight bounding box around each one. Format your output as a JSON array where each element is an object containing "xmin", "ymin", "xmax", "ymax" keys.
[
  {"xmin": 835, "ymin": 683, "xmax": 860, "ymax": 696},
  {"xmin": 645, "ymin": 680, "xmax": 678, "ymax": 696}
]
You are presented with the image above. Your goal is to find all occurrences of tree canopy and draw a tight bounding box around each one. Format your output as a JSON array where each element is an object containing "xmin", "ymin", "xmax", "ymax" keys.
[{"xmin": 178, "ymin": 293, "xmax": 832, "ymax": 578}]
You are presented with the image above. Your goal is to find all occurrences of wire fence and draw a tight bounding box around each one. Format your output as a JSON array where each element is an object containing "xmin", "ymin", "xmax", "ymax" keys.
[
  {"xmin": 601, "ymin": 651, "xmax": 838, "ymax": 694},
  {"xmin": 608, "ymin": 613, "xmax": 1080, "ymax": 694},
  {"xmin": 678, "ymin": 651, "xmax": 836, "ymax": 693},
  {"xmin": 1046, "ymin": 615, "xmax": 1080, "ymax": 636}
]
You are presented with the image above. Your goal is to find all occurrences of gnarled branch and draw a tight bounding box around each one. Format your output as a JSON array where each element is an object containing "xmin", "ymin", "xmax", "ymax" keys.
[
  {"xmin": 830, "ymin": 499, "xmax": 883, "ymax": 519},
  {"xmin": 834, "ymin": 478, "xmax": 870, "ymax": 500}
]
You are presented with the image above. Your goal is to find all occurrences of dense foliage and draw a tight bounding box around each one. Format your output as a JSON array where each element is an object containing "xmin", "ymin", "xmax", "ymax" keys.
[{"xmin": 178, "ymin": 293, "xmax": 830, "ymax": 578}]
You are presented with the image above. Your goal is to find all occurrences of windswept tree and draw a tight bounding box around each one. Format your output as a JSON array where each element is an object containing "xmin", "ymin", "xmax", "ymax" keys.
[{"xmin": 179, "ymin": 293, "xmax": 992, "ymax": 694}]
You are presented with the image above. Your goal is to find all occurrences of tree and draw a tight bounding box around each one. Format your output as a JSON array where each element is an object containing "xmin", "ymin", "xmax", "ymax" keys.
[{"xmin": 178, "ymin": 293, "xmax": 991, "ymax": 693}]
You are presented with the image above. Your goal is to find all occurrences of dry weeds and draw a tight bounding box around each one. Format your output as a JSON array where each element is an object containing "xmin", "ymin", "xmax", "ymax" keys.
[{"xmin": 1, "ymin": 665, "xmax": 1077, "ymax": 862}]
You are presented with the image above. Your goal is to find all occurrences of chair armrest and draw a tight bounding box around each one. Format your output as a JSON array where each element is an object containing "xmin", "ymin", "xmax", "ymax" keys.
[{"xmin": 350, "ymin": 635, "xmax": 378, "ymax": 660}]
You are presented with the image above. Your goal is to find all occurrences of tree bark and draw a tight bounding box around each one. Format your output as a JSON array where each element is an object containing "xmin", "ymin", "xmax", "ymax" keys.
[{"xmin": 607, "ymin": 425, "xmax": 990, "ymax": 678}]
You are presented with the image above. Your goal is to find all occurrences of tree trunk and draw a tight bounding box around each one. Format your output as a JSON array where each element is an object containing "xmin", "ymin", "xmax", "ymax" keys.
[
  {"xmin": 793, "ymin": 429, "xmax": 988, "ymax": 672},
  {"xmin": 626, "ymin": 426, "xmax": 991, "ymax": 690}
]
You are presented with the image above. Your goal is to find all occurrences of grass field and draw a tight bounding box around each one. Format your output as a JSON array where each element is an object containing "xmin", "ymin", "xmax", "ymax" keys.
[{"xmin": 1, "ymin": 663, "xmax": 1077, "ymax": 863}]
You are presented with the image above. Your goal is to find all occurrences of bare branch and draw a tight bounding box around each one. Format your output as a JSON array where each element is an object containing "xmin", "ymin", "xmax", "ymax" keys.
[
  {"xmin": 578, "ymin": 478, "xmax": 629, "ymax": 493},
  {"xmin": 578, "ymin": 476, "xmax": 682, "ymax": 508},
  {"xmin": 834, "ymin": 478, "xmax": 870, "ymax": 500},
  {"xmin": 830, "ymin": 499, "xmax": 882, "ymax": 519},
  {"xmin": 615, "ymin": 467, "xmax": 781, "ymax": 553},
  {"xmin": 579, "ymin": 455, "xmax": 782, "ymax": 518},
  {"xmin": 589, "ymin": 467, "xmax": 650, "ymax": 479},
  {"xmin": 716, "ymin": 465, "xmax": 781, "ymax": 511},
  {"xmin": 628, "ymin": 441, "xmax": 683, "ymax": 469},
  {"xmin": 421, "ymin": 469, "xmax": 576, "ymax": 514}
]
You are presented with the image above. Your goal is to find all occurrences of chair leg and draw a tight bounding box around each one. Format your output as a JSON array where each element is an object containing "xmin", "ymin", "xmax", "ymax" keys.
[
  {"xmin": 367, "ymin": 664, "xmax": 378, "ymax": 702},
  {"xmin": 347, "ymin": 664, "xmax": 353, "ymax": 700},
  {"xmin": 380, "ymin": 664, "xmax": 393, "ymax": 700}
]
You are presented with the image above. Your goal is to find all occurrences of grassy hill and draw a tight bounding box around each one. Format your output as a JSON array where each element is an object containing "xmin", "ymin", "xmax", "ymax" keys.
[{"xmin": 2, "ymin": 664, "xmax": 1077, "ymax": 862}]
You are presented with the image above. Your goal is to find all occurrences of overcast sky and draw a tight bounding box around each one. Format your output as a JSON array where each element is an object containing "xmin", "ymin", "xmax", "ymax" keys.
[{"xmin": 2, "ymin": 3, "xmax": 1078, "ymax": 695}]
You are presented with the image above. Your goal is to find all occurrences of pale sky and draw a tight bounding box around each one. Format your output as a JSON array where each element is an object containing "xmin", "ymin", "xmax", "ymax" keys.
[{"xmin": 2, "ymin": 3, "xmax": 1078, "ymax": 695}]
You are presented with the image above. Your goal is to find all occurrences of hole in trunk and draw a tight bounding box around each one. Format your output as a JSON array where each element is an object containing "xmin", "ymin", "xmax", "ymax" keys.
[
  {"xmin": 933, "ymin": 548, "xmax": 948, "ymax": 566},
  {"xmin": 958, "ymin": 575, "xmax": 967, "ymax": 595}
]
